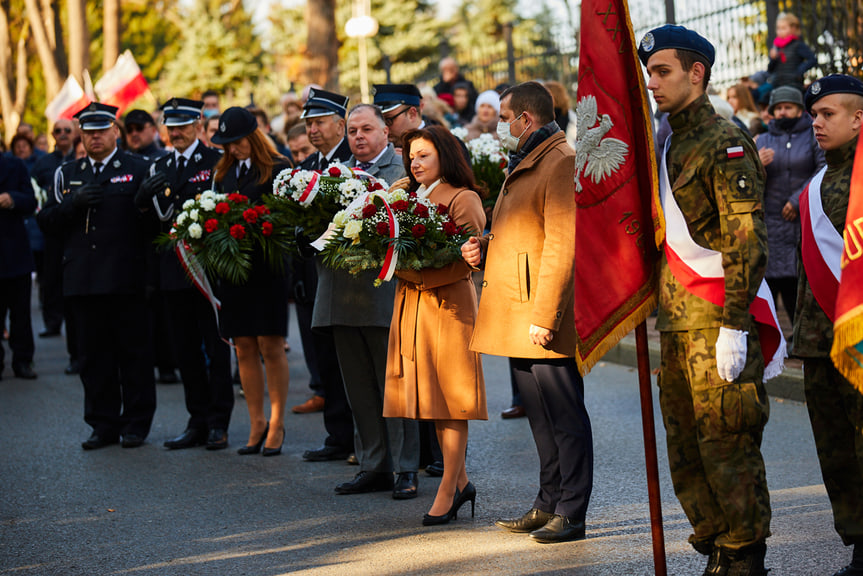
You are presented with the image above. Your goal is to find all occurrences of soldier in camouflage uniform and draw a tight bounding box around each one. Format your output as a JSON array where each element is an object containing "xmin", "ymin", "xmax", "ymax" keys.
[
  {"xmin": 794, "ymin": 74, "xmax": 863, "ymax": 576},
  {"xmin": 639, "ymin": 25, "xmax": 771, "ymax": 576}
]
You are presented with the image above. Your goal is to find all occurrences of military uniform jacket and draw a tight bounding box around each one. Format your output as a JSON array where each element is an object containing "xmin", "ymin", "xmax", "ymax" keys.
[
  {"xmin": 792, "ymin": 137, "xmax": 856, "ymax": 358},
  {"xmin": 311, "ymin": 144, "xmax": 404, "ymax": 330},
  {"xmin": 657, "ymin": 94, "xmax": 768, "ymax": 332},
  {"xmin": 299, "ymin": 138, "xmax": 352, "ymax": 172},
  {"xmin": 37, "ymin": 149, "xmax": 155, "ymax": 297},
  {"xmin": 153, "ymin": 141, "xmax": 222, "ymax": 291}
]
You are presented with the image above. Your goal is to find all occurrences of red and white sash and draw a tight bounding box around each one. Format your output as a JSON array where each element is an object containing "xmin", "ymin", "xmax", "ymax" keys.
[
  {"xmin": 659, "ymin": 142, "xmax": 786, "ymax": 379},
  {"xmin": 799, "ymin": 167, "xmax": 842, "ymax": 321}
]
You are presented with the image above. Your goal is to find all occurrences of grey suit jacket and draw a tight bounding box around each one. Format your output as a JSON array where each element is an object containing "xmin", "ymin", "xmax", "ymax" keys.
[{"xmin": 312, "ymin": 144, "xmax": 406, "ymax": 329}]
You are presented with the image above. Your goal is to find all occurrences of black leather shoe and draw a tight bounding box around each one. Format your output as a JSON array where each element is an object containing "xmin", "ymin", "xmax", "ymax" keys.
[
  {"xmin": 425, "ymin": 460, "xmax": 444, "ymax": 477},
  {"xmin": 12, "ymin": 363, "xmax": 37, "ymax": 379},
  {"xmin": 38, "ymin": 328, "xmax": 61, "ymax": 338},
  {"xmin": 393, "ymin": 472, "xmax": 419, "ymax": 500},
  {"xmin": 64, "ymin": 360, "xmax": 80, "ymax": 375},
  {"xmin": 834, "ymin": 566, "xmax": 863, "ymax": 576},
  {"xmin": 335, "ymin": 471, "xmax": 394, "ymax": 495},
  {"xmin": 82, "ymin": 432, "xmax": 118, "ymax": 450},
  {"xmin": 495, "ymin": 508, "xmax": 554, "ymax": 533},
  {"xmin": 164, "ymin": 428, "xmax": 207, "ymax": 449},
  {"xmin": 121, "ymin": 434, "xmax": 145, "ymax": 448},
  {"xmin": 501, "ymin": 405, "xmax": 526, "ymax": 419},
  {"xmin": 726, "ymin": 541, "xmax": 767, "ymax": 576},
  {"xmin": 529, "ymin": 515, "xmax": 586, "ymax": 544},
  {"xmin": 206, "ymin": 429, "xmax": 228, "ymax": 450},
  {"xmin": 303, "ymin": 445, "xmax": 351, "ymax": 461}
]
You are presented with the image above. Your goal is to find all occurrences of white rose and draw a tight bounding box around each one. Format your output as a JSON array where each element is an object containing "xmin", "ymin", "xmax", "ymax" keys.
[
  {"xmin": 176, "ymin": 212, "xmax": 188, "ymax": 226},
  {"xmin": 387, "ymin": 188, "xmax": 408, "ymax": 202},
  {"xmin": 343, "ymin": 220, "xmax": 363, "ymax": 240},
  {"xmin": 188, "ymin": 223, "xmax": 203, "ymax": 239},
  {"xmin": 333, "ymin": 210, "xmax": 349, "ymax": 228}
]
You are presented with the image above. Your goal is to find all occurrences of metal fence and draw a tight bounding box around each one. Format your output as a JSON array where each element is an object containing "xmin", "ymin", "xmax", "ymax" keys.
[{"xmin": 452, "ymin": 0, "xmax": 861, "ymax": 95}]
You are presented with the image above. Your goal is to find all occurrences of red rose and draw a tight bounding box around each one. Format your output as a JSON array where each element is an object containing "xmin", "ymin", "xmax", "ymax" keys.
[
  {"xmin": 391, "ymin": 200, "xmax": 409, "ymax": 212},
  {"xmin": 230, "ymin": 224, "xmax": 246, "ymax": 240},
  {"xmin": 261, "ymin": 221, "xmax": 273, "ymax": 237},
  {"xmin": 442, "ymin": 221, "xmax": 458, "ymax": 236},
  {"xmin": 411, "ymin": 224, "xmax": 426, "ymax": 238},
  {"xmin": 204, "ymin": 219, "xmax": 219, "ymax": 233},
  {"xmin": 376, "ymin": 221, "xmax": 390, "ymax": 235},
  {"xmin": 413, "ymin": 204, "xmax": 429, "ymax": 218},
  {"xmin": 362, "ymin": 204, "xmax": 378, "ymax": 218},
  {"xmin": 291, "ymin": 169, "xmax": 299, "ymax": 177},
  {"xmin": 254, "ymin": 204, "xmax": 269, "ymax": 215},
  {"xmin": 370, "ymin": 182, "xmax": 384, "ymax": 191},
  {"xmin": 328, "ymin": 167, "xmax": 341, "ymax": 177},
  {"xmin": 437, "ymin": 204, "xmax": 448, "ymax": 215},
  {"xmin": 243, "ymin": 208, "xmax": 259, "ymax": 223},
  {"xmin": 215, "ymin": 202, "xmax": 230, "ymax": 215},
  {"xmin": 409, "ymin": 191, "xmax": 417, "ymax": 198}
]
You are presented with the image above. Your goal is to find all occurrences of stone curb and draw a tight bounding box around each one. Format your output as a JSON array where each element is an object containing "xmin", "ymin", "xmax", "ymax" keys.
[{"xmin": 604, "ymin": 334, "xmax": 805, "ymax": 403}]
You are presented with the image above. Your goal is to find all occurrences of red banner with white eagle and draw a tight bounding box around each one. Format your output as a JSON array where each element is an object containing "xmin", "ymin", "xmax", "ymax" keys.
[{"xmin": 573, "ymin": 0, "xmax": 658, "ymax": 375}]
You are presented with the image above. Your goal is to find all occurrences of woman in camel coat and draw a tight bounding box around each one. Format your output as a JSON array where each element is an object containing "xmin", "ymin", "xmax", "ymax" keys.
[{"xmin": 383, "ymin": 126, "xmax": 487, "ymax": 526}]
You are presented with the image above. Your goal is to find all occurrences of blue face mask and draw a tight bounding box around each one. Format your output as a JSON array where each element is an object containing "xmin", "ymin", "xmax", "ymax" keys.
[{"xmin": 202, "ymin": 108, "xmax": 219, "ymax": 119}]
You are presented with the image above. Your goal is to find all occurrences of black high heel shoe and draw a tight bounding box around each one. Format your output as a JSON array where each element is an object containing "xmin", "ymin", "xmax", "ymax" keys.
[
  {"xmin": 423, "ymin": 487, "xmax": 461, "ymax": 526},
  {"xmin": 262, "ymin": 426, "xmax": 285, "ymax": 457},
  {"xmin": 453, "ymin": 481, "xmax": 476, "ymax": 519},
  {"xmin": 237, "ymin": 423, "xmax": 269, "ymax": 455}
]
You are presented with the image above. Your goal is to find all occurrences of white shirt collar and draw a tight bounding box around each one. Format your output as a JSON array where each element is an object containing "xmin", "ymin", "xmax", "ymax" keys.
[
  {"xmin": 323, "ymin": 138, "xmax": 346, "ymax": 162},
  {"xmin": 176, "ymin": 139, "xmax": 200, "ymax": 163},
  {"xmin": 89, "ymin": 147, "xmax": 118, "ymax": 169}
]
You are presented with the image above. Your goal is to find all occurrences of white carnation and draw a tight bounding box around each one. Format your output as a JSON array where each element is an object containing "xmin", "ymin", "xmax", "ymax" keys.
[
  {"xmin": 199, "ymin": 198, "xmax": 216, "ymax": 211},
  {"xmin": 188, "ymin": 209, "xmax": 199, "ymax": 221},
  {"xmin": 176, "ymin": 212, "xmax": 188, "ymax": 226},
  {"xmin": 451, "ymin": 127, "xmax": 468, "ymax": 141},
  {"xmin": 182, "ymin": 199, "xmax": 195, "ymax": 210},
  {"xmin": 188, "ymin": 223, "xmax": 203, "ymax": 239}
]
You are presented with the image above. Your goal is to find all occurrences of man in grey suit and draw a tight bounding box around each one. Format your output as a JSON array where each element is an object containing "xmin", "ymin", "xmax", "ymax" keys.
[{"xmin": 312, "ymin": 104, "xmax": 420, "ymax": 499}]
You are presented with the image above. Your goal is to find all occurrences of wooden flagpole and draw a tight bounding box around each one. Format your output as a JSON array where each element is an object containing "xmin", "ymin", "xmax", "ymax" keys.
[{"xmin": 636, "ymin": 320, "xmax": 667, "ymax": 575}]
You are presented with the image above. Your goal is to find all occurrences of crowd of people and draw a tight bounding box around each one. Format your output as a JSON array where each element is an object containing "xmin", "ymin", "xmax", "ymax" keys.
[{"xmin": 1, "ymin": 25, "xmax": 863, "ymax": 576}]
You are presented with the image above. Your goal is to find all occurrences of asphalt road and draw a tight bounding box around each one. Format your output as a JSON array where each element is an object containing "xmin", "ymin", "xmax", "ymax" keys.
[{"xmin": 0, "ymin": 303, "xmax": 851, "ymax": 576}]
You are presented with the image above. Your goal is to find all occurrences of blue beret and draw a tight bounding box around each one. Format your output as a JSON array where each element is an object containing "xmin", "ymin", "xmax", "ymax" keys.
[
  {"xmin": 805, "ymin": 74, "xmax": 863, "ymax": 113},
  {"xmin": 74, "ymin": 102, "xmax": 119, "ymax": 131},
  {"xmin": 373, "ymin": 84, "xmax": 422, "ymax": 113},
  {"xmin": 638, "ymin": 25, "xmax": 715, "ymax": 67},
  {"xmin": 160, "ymin": 97, "xmax": 204, "ymax": 126},
  {"xmin": 301, "ymin": 88, "xmax": 349, "ymax": 119}
]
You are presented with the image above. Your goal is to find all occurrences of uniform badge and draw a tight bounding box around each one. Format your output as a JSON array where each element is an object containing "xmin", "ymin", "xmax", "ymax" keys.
[
  {"xmin": 113, "ymin": 159, "xmax": 121, "ymax": 169},
  {"xmin": 171, "ymin": 98, "xmax": 179, "ymax": 108},
  {"xmin": 726, "ymin": 145, "xmax": 744, "ymax": 159},
  {"xmin": 737, "ymin": 174, "xmax": 749, "ymax": 191},
  {"xmin": 110, "ymin": 174, "xmax": 134, "ymax": 183},
  {"xmin": 194, "ymin": 153, "xmax": 202, "ymax": 163},
  {"xmin": 641, "ymin": 32, "xmax": 655, "ymax": 53},
  {"xmin": 220, "ymin": 122, "xmax": 226, "ymax": 133},
  {"xmin": 810, "ymin": 81, "xmax": 821, "ymax": 95},
  {"xmin": 79, "ymin": 161, "xmax": 87, "ymax": 171},
  {"xmin": 167, "ymin": 158, "xmax": 173, "ymax": 167}
]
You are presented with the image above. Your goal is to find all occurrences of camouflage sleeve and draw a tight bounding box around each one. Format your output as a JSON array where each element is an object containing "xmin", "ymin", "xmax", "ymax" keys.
[{"xmin": 713, "ymin": 147, "xmax": 768, "ymax": 330}]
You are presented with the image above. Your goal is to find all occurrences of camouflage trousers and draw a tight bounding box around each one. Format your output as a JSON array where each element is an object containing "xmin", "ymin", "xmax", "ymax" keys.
[
  {"xmin": 804, "ymin": 358, "xmax": 863, "ymax": 545},
  {"xmin": 659, "ymin": 328, "xmax": 771, "ymax": 551}
]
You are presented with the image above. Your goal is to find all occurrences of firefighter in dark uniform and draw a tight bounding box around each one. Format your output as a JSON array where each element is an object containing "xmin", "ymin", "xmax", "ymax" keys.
[
  {"xmin": 141, "ymin": 98, "xmax": 234, "ymax": 451},
  {"xmin": 294, "ymin": 89, "xmax": 356, "ymax": 463},
  {"xmin": 37, "ymin": 103, "xmax": 165, "ymax": 450}
]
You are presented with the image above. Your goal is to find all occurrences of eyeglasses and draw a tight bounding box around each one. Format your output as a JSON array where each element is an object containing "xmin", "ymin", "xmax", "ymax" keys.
[
  {"xmin": 126, "ymin": 124, "xmax": 149, "ymax": 133},
  {"xmin": 383, "ymin": 107, "xmax": 409, "ymax": 127},
  {"xmin": 53, "ymin": 127, "xmax": 73, "ymax": 135}
]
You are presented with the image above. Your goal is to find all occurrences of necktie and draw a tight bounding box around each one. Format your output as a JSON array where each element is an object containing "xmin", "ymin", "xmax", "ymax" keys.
[
  {"xmin": 239, "ymin": 162, "xmax": 249, "ymax": 179},
  {"xmin": 93, "ymin": 162, "xmax": 103, "ymax": 176},
  {"xmin": 356, "ymin": 161, "xmax": 373, "ymax": 171},
  {"xmin": 177, "ymin": 155, "xmax": 186, "ymax": 175},
  {"xmin": 318, "ymin": 154, "xmax": 327, "ymax": 171}
]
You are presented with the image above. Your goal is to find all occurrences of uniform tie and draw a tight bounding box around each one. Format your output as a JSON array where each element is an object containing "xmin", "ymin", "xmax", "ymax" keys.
[
  {"xmin": 176, "ymin": 155, "xmax": 186, "ymax": 175},
  {"xmin": 93, "ymin": 161, "xmax": 103, "ymax": 176},
  {"xmin": 239, "ymin": 162, "xmax": 249, "ymax": 180}
]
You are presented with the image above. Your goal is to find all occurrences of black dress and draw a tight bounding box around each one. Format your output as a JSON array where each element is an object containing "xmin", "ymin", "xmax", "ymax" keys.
[{"xmin": 216, "ymin": 159, "xmax": 291, "ymax": 338}]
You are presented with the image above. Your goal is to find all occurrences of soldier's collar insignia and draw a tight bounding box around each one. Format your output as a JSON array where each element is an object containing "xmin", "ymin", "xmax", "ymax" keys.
[
  {"xmin": 113, "ymin": 159, "xmax": 121, "ymax": 168},
  {"xmin": 641, "ymin": 32, "xmax": 655, "ymax": 53},
  {"xmin": 810, "ymin": 81, "xmax": 821, "ymax": 95},
  {"xmin": 194, "ymin": 153, "xmax": 202, "ymax": 163},
  {"xmin": 167, "ymin": 157, "xmax": 173, "ymax": 167},
  {"xmin": 79, "ymin": 161, "xmax": 87, "ymax": 170}
]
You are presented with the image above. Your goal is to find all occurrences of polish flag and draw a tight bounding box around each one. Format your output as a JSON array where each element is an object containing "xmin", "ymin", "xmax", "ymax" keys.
[
  {"xmin": 95, "ymin": 50, "xmax": 149, "ymax": 115},
  {"xmin": 45, "ymin": 76, "xmax": 92, "ymax": 122}
]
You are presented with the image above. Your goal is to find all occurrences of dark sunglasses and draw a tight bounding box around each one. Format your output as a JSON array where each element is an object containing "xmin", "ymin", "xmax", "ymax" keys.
[
  {"xmin": 53, "ymin": 127, "xmax": 73, "ymax": 135},
  {"xmin": 126, "ymin": 124, "xmax": 150, "ymax": 133},
  {"xmin": 383, "ymin": 107, "xmax": 408, "ymax": 127}
]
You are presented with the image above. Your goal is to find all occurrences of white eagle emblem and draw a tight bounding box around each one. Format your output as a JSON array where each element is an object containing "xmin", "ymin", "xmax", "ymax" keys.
[{"xmin": 574, "ymin": 95, "xmax": 629, "ymax": 192}]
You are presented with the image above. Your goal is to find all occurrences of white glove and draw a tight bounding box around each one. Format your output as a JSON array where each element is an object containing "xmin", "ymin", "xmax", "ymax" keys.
[{"xmin": 715, "ymin": 327, "xmax": 748, "ymax": 382}]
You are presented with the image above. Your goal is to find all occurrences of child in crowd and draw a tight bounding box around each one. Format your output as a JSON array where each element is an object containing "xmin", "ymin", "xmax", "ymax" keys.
[{"xmin": 766, "ymin": 12, "xmax": 817, "ymax": 92}]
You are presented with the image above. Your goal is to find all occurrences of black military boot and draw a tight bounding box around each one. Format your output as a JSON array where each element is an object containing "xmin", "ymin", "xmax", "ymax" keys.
[
  {"xmin": 703, "ymin": 545, "xmax": 731, "ymax": 576},
  {"xmin": 833, "ymin": 543, "xmax": 863, "ymax": 576},
  {"xmin": 727, "ymin": 541, "xmax": 768, "ymax": 576}
]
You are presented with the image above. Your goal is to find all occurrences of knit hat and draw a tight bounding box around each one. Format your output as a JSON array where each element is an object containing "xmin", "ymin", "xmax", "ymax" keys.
[
  {"xmin": 768, "ymin": 86, "xmax": 804, "ymax": 114},
  {"xmin": 475, "ymin": 90, "xmax": 501, "ymax": 114}
]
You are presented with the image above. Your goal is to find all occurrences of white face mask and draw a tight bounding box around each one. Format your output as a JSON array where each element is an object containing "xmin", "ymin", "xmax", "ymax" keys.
[{"xmin": 496, "ymin": 113, "xmax": 528, "ymax": 152}]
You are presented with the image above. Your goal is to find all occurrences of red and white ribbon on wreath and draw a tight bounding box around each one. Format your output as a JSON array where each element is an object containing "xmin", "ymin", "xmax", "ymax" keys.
[
  {"xmin": 370, "ymin": 192, "xmax": 399, "ymax": 282},
  {"xmin": 297, "ymin": 172, "xmax": 321, "ymax": 206},
  {"xmin": 175, "ymin": 241, "xmax": 231, "ymax": 345}
]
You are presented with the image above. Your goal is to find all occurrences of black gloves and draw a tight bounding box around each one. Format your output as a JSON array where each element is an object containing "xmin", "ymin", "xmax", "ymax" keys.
[
  {"xmin": 295, "ymin": 226, "xmax": 317, "ymax": 259},
  {"xmin": 72, "ymin": 183, "xmax": 103, "ymax": 210},
  {"xmin": 135, "ymin": 173, "xmax": 169, "ymax": 209}
]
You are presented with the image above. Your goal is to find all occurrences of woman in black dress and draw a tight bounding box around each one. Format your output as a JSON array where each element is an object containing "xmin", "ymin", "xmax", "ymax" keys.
[{"xmin": 211, "ymin": 107, "xmax": 292, "ymax": 456}]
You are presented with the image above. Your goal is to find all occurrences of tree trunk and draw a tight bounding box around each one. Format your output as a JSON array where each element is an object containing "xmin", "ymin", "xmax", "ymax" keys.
[
  {"xmin": 67, "ymin": 0, "xmax": 87, "ymax": 84},
  {"xmin": 103, "ymin": 0, "xmax": 120, "ymax": 72},
  {"xmin": 24, "ymin": 0, "xmax": 62, "ymax": 100},
  {"xmin": 306, "ymin": 0, "xmax": 339, "ymax": 91},
  {"xmin": 0, "ymin": 3, "xmax": 19, "ymax": 143}
]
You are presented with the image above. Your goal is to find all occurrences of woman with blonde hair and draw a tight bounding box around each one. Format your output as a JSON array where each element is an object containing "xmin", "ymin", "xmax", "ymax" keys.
[
  {"xmin": 726, "ymin": 83, "xmax": 760, "ymax": 132},
  {"xmin": 211, "ymin": 107, "xmax": 293, "ymax": 456},
  {"xmin": 385, "ymin": 125, "xmax": 487, "ymax": 526}
]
